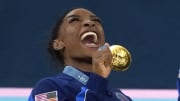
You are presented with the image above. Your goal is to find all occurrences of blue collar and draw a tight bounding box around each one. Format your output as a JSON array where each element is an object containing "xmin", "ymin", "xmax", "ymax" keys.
[{"xmin": 62, "ymin": 66, "xmax": 89, "ymax": 85}]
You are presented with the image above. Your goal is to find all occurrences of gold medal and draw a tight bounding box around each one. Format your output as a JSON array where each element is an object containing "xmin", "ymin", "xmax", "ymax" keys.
[{"xmin": 110, "ymin": 45, "xmax": 132, "ymax": 71}]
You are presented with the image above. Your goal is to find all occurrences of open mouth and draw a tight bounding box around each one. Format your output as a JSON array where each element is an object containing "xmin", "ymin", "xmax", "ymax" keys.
[{"xmin": 80, "ymin": 32, "xmax": 99, "ymax": 47}]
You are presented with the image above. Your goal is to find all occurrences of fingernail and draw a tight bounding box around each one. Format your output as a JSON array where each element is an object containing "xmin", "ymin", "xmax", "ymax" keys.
[{"xmin": 98, "ymin": 45, "xmax": 107, "ymax": 51}]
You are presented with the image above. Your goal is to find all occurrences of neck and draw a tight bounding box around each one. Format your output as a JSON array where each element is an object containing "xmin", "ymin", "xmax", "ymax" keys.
[{"xmin": 64, "ymin": 57, "xmax": 93, "ymax": 72}]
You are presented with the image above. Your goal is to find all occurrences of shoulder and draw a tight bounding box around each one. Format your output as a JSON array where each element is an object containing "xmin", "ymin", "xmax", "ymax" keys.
[
  {"xmin": 31, "ymin": 77, "xmax": 60, "ymax": 95},
  {"xmin": 29, "ymin": 74, "xmax": 73, "ymax": 101},
  {"xmin": 31, "ymin": 73, "xmax": 74, "ymax": 94}
]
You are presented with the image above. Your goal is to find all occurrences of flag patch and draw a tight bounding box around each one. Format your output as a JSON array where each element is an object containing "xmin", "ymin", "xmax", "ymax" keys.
[{"xmin": 35, "ymin": 91, "xmax": 58, "ymax": 101}]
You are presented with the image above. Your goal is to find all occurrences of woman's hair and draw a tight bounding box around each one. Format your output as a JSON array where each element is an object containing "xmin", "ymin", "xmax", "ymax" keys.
[{"xmin": 48, "ymin": 8, "xmax": 75, "ymax": 65}]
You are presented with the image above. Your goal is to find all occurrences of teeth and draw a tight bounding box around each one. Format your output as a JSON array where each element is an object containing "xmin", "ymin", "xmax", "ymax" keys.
[{"xmin": 81, "ymin": 32, "xmax": 97, "ymax": 42}]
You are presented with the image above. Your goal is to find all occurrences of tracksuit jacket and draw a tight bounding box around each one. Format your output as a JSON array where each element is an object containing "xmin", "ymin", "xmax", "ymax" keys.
[{"xmin": 28, "ymin": 66, "xmax": 132, "ymax": 101}]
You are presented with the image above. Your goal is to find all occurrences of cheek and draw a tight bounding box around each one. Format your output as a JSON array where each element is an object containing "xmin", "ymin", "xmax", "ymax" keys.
[
  {"xmin": 63, "ymin": 26, "xmax": 78, "ymax": 39},
  {"xmin": 99, "ymin": 28, "xmax": 105, "ymax": 43},
  {"xmin": 65, "ymin": 23, "xmax": 81, "ymax": 33},
  {"xmin": 63, "ymin": 27, "xmax": 80, "ymax": 46}
]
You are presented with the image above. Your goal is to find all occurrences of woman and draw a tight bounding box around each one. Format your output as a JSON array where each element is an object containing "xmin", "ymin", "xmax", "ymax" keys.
[{"xmin": 28, "ymin": 8, "xmax": 132, "ymax": 101}]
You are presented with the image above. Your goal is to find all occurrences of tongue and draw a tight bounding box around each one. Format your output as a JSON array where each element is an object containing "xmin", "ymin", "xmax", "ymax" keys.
[
  {"xmin": 81, "ymin": 32, "xmax": 98, "ymax": 48},
  {"xmin": 82, "ymin": 36, "xmax": 98, "ymax": 47},
  {"xmin": 85, "ymin": 43, "xmax": 98, "ymax": 47}
]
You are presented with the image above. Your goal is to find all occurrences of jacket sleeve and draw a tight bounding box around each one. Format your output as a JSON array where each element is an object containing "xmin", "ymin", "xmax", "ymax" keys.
[
  {"xmin": 76, "ymin": 73, "xmax": 132, "ymax": 101},
  {"xmin": 75, "ymin": 73, "xmax": 108, "ymax": 101}
]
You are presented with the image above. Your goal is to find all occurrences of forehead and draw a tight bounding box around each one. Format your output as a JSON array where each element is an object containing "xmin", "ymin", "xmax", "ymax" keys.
[{"xmin": 65, "ymin": 8, "xmax": 96, "ymax": 18}]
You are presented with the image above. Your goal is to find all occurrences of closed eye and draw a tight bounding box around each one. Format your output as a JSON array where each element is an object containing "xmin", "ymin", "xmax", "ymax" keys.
[
  {"xmin": 92, "ymin": 17, "xmax": 102, "ymax": 24},
  {"xmin": 69, "ymin": 17, "xmax": 80, "ymax": 23}
]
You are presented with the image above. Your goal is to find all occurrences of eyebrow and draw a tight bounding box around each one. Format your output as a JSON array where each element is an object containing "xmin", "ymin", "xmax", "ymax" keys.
[
  {"xmin": 90, "ymin": 15, "xmax": 98, "ymax": 18},
  {"xmin": 66, "ymin": 14, "xmax": 98, "ymax": 19},
  {"xmin": 66, "ymin": 15, "xmax": 80, "ymax": 19}
]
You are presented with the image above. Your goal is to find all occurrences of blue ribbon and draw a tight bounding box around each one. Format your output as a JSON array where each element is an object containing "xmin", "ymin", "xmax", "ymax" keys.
[
  {"xmin": 76, "ymin": 87, "xmax": 88, "ymax": 101},
  {"xmin": 28, "ymin": 94, "xmax": 34, "ymax": 101}
]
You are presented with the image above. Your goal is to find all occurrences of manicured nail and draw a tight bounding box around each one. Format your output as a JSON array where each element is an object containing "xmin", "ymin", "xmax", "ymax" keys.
[{"xmin": 98, "ymin": 45, "xmax": 107, "ymax": 51}]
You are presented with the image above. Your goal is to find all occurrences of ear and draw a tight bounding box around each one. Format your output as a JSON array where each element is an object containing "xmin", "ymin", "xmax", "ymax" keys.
[{"xmin": 53, "ymin": 40, "xmax": 64, "ymax": 50}]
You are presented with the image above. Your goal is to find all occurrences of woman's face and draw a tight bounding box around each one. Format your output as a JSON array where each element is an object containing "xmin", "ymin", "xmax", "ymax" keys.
[{"xmin": 58, "ymin": 8, "xmax": 105, "ymax": 63}]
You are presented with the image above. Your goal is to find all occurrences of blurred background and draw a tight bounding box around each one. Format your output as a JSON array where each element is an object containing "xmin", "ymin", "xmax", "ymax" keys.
[{"xmin": 0, "ymin": 0, "xmax": 179, "ymax": 101}]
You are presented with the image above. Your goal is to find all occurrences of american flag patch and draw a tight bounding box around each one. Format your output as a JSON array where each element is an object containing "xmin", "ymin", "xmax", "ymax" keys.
[{"xmin": 35, "ymin": 91, "xmax": 58, "ymax": 101}]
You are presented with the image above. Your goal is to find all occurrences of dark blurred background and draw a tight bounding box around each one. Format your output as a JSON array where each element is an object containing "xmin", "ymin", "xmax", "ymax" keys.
[{"xmin": 0, "ymin": 0, "xmax": 180, "ymax": 89}]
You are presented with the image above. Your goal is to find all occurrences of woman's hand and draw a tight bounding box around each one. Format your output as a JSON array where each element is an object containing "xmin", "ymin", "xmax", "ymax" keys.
[{"xmin": 92, "ymin": 43, "xmax": 112, "ymax": 78}]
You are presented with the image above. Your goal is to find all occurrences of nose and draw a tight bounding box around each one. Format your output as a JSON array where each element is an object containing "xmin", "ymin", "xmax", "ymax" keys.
[{"xmin": 83, "ymin": 20, "xmax": 95, "ymax": 27}]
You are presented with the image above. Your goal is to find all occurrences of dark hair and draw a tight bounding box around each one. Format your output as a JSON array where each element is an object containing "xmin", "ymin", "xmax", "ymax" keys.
[{"xmin": 48, "ymin": 8, "xmax": 75, "ymax": 65}]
